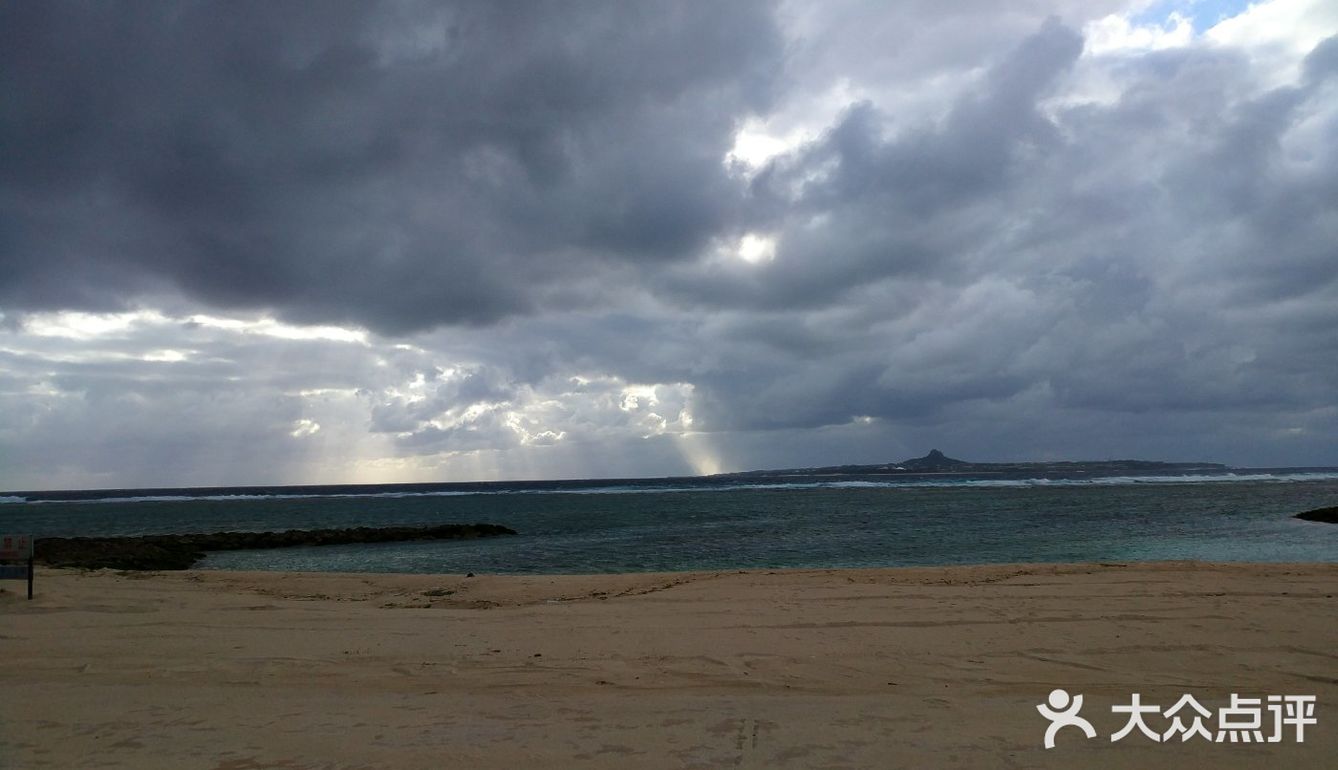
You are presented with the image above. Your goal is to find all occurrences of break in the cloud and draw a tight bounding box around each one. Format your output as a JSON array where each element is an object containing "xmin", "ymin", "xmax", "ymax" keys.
[{"xmin": 1, "ymin": 0, "xmax": 1335, "ymax": 489}]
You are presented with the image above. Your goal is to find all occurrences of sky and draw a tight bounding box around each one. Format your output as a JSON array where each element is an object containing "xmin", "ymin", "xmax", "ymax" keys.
[{"xmin": 2, "ymin": 0, "xmax": 1337, "ymax": 490}]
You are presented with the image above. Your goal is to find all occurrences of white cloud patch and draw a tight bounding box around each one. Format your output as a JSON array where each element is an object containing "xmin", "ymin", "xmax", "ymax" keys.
[
  {"xmin": 185, "ymin": 315, "xmax": 369, "ymax": 345},
  {"xmin": 735, "ymin": 233, "xmax": 778, "ymax": 265},
  {"xmin": 21, "ymin": 310, "xmax": 171, "ymax": 340},
  {"xmin": 1206, "ymin": 0, "xmax": 1338, "ymax": 84},
  {"xmin": 289, "ymin": 419, "xmax": 321, "ymax": 438},
  {"xmin": 1084, "ymin": 11, "xmax": 1194, "ymax": 55}
]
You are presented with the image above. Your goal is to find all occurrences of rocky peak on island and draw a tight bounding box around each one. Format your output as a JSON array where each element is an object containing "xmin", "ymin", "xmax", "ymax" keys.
[{"xmin": 898, "ymin": 449, "xmax": 969, "ymax": 471}]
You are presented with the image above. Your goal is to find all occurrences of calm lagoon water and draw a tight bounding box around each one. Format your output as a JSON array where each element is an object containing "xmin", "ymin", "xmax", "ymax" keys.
[{"xmin": 4, "ymin": 472, "xmax": 1336, "ymax": 574}]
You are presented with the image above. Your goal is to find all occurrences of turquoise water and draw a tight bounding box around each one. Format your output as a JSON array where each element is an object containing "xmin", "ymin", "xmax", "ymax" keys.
[{"xmin": 3, "ymin": 474, "xmax": 1336, "ymax": 573}]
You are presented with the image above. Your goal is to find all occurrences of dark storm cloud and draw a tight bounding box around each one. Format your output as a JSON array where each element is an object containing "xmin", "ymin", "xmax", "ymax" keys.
[
  {"xmin": 669, "ymin": 18, "xmax": 1086, "ymax": 311},
  {"xmin": 2, "ymin": 3, "xmax": 1336, "ymax": 489},
  {"xmin": 1, "ymin": 0, "xmax": 782, "ymax": 333},
  {"xmin": 629, "ymin": 24, "xmax": 1338, "ymax": 440}
]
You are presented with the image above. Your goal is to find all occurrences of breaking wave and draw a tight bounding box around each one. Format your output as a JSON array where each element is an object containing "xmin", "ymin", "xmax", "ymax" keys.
[{"xmin": 5, "ymin": 470, "xmax": 1338, "ymax": 505}]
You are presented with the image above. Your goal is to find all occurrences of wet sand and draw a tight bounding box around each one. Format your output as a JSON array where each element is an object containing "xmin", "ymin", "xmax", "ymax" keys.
[{"xmin": 2, "ymin": 562, "xmax": 1335, "ymax": 768}]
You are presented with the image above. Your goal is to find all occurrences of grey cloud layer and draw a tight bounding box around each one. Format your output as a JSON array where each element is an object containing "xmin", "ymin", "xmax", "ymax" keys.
[
  {"xmin": 2, "ymin": 1, "xmax": 781, "ymax": 331},
  {"xmin": 2, "ymin": 2, "xmax": 1336, "ymax": 487},
  {"xmin": 658, "ymin": 22, "xmax": 1338, "ymax": 433}
]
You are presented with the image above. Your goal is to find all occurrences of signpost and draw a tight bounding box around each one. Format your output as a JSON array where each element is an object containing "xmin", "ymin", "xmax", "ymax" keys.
[{"xmin": 0, "ymin": 534, "xmax": 34, "ymax": 600}]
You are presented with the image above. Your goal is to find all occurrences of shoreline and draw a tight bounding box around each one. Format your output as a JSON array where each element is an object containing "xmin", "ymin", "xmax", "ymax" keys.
[
  {"xmin": 21, "ymin": 554, "xmax": 1338, "ymax": 578},
  {"xmin": 4, "ymin": 561, "xmax": 1335, "ymax": 768},
  {"xmin": 129, "ymin": 555, "xmax": 1338, "ymax": 583}
]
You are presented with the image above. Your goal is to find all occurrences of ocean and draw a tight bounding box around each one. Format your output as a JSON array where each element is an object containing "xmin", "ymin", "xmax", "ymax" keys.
[{"xmin": 3, "ymin": 470, "xmax": 1337, "ymax": 574}]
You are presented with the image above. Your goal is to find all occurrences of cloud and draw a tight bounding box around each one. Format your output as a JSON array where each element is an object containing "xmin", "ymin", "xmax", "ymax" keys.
[
  {"xmin": 638, "ymin": 19, "xmax": 1338, "ymax": 441},
  {"xmin": 1, "ymin": 2, "xmax": 1336, "ymax": 488},
  {"xmin": 1, "ymin": 1, "xmax": 782, "ymax": 333}
]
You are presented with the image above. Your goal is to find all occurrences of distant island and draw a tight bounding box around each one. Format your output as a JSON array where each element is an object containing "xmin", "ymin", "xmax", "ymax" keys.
[{"xmin": 719, "ymin": 449, "xmax": 1230, "ymax": 478}]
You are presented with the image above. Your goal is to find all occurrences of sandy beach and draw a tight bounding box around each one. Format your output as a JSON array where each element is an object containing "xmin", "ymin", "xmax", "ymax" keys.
[{"xmin": 2, "ymin": 562, "xmax": 1334, "ymax": 769}]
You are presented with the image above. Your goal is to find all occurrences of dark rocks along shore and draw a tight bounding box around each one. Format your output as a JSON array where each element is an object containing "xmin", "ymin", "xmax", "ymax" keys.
[
  {"xmin": 1295, "ymin": 506, "xmax": 1338, "ymax": 524},
  {"xmin": 34, "ymin": 523, "xmax": 517, "ymax": 571}
]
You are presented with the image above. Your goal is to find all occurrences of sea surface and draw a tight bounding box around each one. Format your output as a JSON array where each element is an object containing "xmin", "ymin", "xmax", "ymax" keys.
[{"xmin": 3, "ymin": 470, "xmax": 1337, "ymax": 574}]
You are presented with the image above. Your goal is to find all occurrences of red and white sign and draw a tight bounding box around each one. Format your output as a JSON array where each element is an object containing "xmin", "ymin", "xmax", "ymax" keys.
[{"xmin": 0, "ymin": 534, "xmax": 33, "ymax": 561}]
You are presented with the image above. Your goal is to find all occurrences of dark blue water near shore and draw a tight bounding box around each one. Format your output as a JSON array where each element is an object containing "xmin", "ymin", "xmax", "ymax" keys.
[{"xmin": 4, "ymin": 471, "xmax": 1337, "ymax": 573}]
